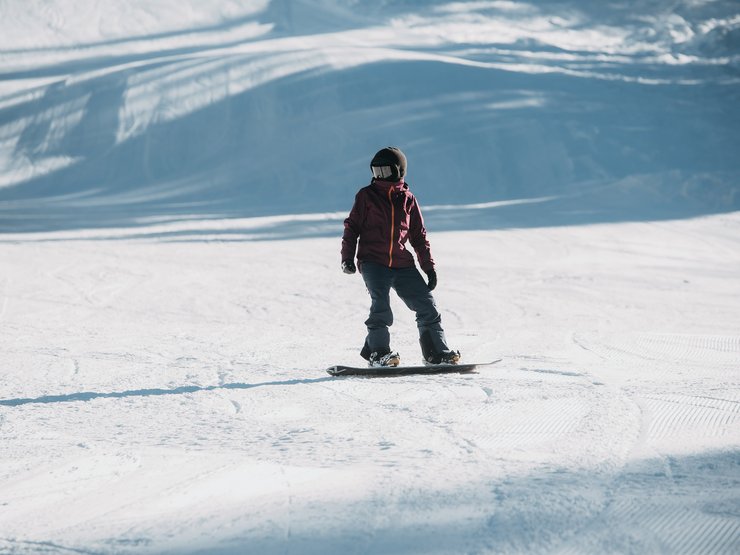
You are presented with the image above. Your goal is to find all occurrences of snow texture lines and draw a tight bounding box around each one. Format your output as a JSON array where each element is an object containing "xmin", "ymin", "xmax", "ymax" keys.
[
  {"xmin": 603, "ymin": 499, "xmax": 740, "ymax": 555},
  {"xmin": 569, "ymin": 443, "xmax": 740, "ymax": 555},
  {"xmin": 574, "ymin": 332, "xmax": 740, "ymax": 377},
  {"xmin": 641, "ymin": 393, "xmax": 740, "ymax": 441},
  {"xmin": 464, "ymin": 395, "xmax": 591, "ymax": 452}
]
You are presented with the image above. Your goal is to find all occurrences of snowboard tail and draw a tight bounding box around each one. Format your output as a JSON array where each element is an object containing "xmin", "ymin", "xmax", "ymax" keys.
[{"xmin": 326, "ymin": 359, "xmax": 502, "ymax": 377}]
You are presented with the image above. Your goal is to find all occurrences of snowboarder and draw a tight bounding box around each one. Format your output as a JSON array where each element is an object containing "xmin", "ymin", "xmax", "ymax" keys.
[{"xmin": 341, "ymin": 146, "xmax": 460, "ymax": 367}]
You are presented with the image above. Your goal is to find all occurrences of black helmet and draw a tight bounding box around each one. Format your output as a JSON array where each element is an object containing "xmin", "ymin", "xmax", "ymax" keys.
[{"xmin": 370, "ymin": 147, "xmax": 407, "ymax": 180}]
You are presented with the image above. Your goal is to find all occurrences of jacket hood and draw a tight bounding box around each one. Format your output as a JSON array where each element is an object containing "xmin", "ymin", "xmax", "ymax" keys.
[{"xmin": 372, "ymin": 178, "xmax": 407, "ymax": 193}]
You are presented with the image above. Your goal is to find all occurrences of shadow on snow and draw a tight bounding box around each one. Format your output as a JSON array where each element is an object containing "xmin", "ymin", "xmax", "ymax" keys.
[
  {"xmin": 0, "ymin": 376, "xmax": 337, "ymax": 407},
  {"xmin": 0, "ymin": 4, "xmax": 738, "ymax": 236}
]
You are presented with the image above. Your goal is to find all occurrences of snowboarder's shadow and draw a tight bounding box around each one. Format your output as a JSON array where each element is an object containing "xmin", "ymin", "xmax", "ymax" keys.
[{"xmin": 0, "ymin": 376, "xmax": 336, "ymax": 407}]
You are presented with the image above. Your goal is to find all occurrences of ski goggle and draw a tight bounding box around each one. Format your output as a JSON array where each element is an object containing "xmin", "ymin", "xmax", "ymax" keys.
[{"xmin": 371, "ymin": 165, "xmax": 395, "ymax": 179}]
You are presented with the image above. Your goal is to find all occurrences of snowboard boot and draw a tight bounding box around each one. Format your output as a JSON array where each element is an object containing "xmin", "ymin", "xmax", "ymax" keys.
[
  {"xmin": 368, "ymin": 350, "xmax": 401, "ymax": 367},
  {"xmin": 424, "ymin": 349, "xmax": 461, "ymax": 366}
]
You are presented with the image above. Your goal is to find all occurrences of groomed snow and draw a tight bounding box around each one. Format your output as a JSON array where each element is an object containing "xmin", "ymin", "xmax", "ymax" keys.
[
  {"xmin": 1, "ymin": 1, "xmax": 739, "ymax": 553},
  {"xmin": 1, "ymin": 215, "xmax": 739, "ymax": 553}
]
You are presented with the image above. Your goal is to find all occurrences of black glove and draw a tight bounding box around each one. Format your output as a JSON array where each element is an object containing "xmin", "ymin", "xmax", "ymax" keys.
[
  {"xmin": 425, "ymin": 268, "xmax": 437, "ymax": 291},
  {"xmin": 341, "ymin": 260, "xmax": 356, "ymax": 274}
]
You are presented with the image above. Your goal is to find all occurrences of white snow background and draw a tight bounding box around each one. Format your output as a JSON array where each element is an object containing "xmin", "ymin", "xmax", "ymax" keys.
[{"xmin": 1, "ymin": 0, "xmax": 739, "ymax": 553}]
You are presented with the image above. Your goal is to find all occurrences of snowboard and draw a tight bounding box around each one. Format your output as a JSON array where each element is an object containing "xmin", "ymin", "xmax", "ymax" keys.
[{"xmin": 326, "ymin": 359, "xmax": 502, "ymax": 377}]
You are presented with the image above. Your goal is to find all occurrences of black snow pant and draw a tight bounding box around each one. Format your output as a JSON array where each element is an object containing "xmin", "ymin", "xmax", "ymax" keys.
[{"xmin": 359, "ymin": 261, "xmax": 450, "ymax": 361}]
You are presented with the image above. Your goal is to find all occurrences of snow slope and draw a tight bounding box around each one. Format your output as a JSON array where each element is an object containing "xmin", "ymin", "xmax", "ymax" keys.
[
  {"xmin": 1, "ymin": 1, "xmax": 740, "ymax": 553},
  {"xmin": 0, "ymin": 0, "xmax": 738, "ymax": 230},
  {"xmin": 1, "ymin": 216, "xmax": 739, "ymax": 554}
]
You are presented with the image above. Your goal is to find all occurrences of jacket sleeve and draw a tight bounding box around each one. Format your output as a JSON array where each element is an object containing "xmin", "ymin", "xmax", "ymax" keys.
[
  {"xmin": 408, "ymin": 196, "xmax": 434, "ymax": 272},
  {"xmin": 341, "ymin": 191, "xmax": 364, "ymax": 262}
]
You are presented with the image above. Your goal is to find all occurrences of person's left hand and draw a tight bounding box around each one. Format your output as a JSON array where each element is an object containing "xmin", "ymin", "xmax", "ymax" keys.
[{"xmin": 425, "ymin": 269, "xmax": 437, "ymax": 291}]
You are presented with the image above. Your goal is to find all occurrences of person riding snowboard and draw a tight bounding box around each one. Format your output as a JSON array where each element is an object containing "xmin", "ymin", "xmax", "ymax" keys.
[{"xmin": 341, "ymin": 146, "xmax": 460, "ymax": 367}]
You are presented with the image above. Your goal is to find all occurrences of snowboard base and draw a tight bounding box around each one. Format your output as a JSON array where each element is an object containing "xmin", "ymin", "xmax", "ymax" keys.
[{"xmin": 326, "ymin": 359, "xmax": 502, "ymax": 377}]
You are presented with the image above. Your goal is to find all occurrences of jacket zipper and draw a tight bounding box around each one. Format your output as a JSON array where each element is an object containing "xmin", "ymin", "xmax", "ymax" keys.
[{"xmin": 387, "ymin": 187, "xmax": 394, "ymax": 267}]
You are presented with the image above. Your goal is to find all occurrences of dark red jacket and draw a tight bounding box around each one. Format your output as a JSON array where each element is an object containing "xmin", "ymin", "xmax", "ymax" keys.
[{"xmin": 342, "ymin": 178, "xmax": 434, "ymax": 272}]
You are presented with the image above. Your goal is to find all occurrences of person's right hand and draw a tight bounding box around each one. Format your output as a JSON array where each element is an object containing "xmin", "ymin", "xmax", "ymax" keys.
[
  {"xmin": 425, "ymin": 268, "xmax": 437, "ymax": 291},
  {"xmin": 341, "ymin": 260, "xmax": 356, "ymax": 274}
]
